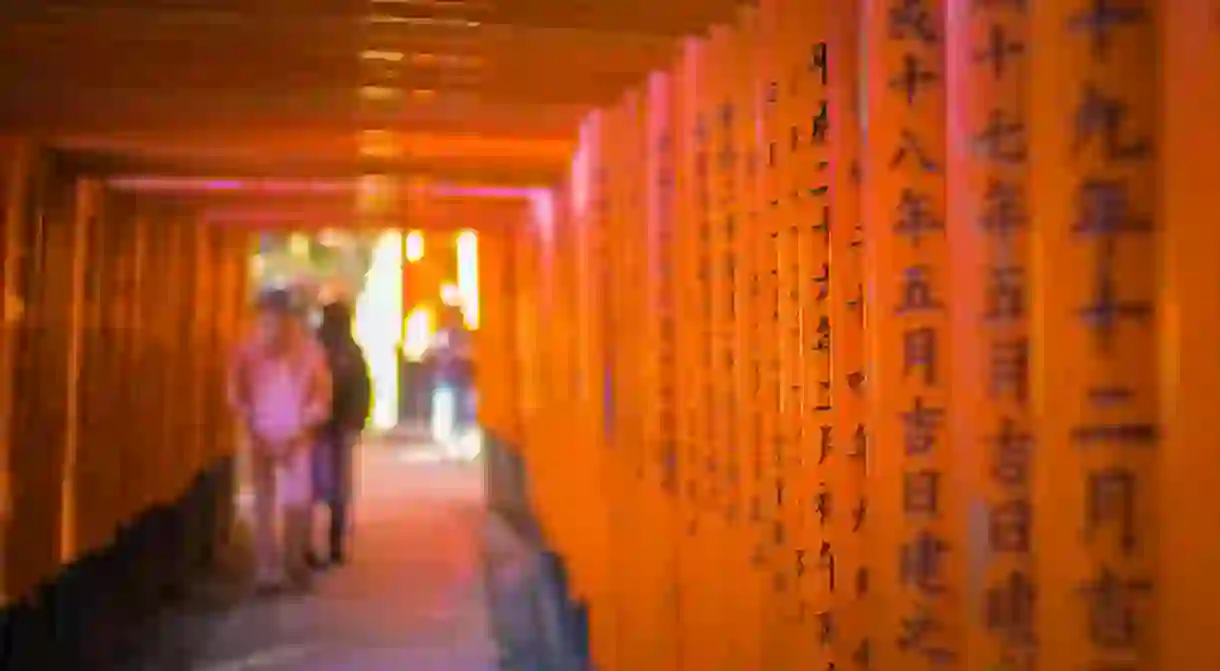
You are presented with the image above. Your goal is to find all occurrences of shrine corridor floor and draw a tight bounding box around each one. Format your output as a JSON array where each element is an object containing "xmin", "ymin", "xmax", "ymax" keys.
[{"xmin": 136, "ymin": 433, "xmax": 497, "ymax": 671}]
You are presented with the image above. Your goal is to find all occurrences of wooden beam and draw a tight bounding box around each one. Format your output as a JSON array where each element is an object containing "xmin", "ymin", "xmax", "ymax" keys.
[
  {"xmin": 5, "ymin": 75, "xmax": 649, "ymax": 108},
  {"xmin": 55, "ymin": 129, "xmax": 572, "ymax": 160},
  {"xmin": 0, "ymin": 94, "xmax": 588, "ymax": 137},
  {"xmin": 0, "ymin": 24, "xmax": 675, "ymax": 88},
  {"xmin": 68, "ymin": 150, "xmax": 565, "ymax": 185},
  {"xmin": 1, "ymin": 0, "xmax": 739, "ymax": 37},
  {"xmin": 202, "ymin": 197, "xmax": 533, "ymax": 232},
  {"xmin": 0, "ymin": 55, "xmax": 670, "ymax": 95}
]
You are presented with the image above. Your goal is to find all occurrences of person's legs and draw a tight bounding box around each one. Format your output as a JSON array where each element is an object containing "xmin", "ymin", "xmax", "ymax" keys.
[
  {"xmin": 452, "ymin": 380, "xmax": 468, "ymax": 434},
  {"xmin": 432, "ymin": 383, "xmax": 456, "ymax": 446},
  {"xmin": 251, "ymin": 453, "xmax": 285, "ymax": 590},
  {"xmin": 279, "ymin": 447, "xmax": 314, "ymax": 591},
  {"xmin": 328, "ymin": 498, "xmax": 347, "ymax": 563},
  {"xmin": 305, "ymin": 436, "xmax": 332, "ymax": 569},
  {"xmin": 327, "ymin": 437, "xmax": 353, "ymax": 563}
]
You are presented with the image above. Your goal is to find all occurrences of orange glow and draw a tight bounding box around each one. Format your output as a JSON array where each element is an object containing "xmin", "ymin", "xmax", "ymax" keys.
[
  {"xmin": 398, "ymin": 134, "xmax": 572, "ymax": 160},
  {"xmin": 359, "ymin": 130, "xmax": 400, "ymax": 158},
  {"xmin": 361, "ymin": 49, "xmax": 404, "ymax": 62},
  {"xmin": 455, "ymin": 229, "xmax": 478, "ymax": 330},
  {"xmin": 409, "ymin": 52, "xmax": 485, "ymax": 68},
  {"xmin": 359, "ymin": 85, "xmax": 401, "ymax": 102}
]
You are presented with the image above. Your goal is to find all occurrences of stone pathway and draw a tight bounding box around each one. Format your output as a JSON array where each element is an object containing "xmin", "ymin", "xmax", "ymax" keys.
[{"xmin": 137, "ymin": 437, "xmax": 497, "ymax": 670}]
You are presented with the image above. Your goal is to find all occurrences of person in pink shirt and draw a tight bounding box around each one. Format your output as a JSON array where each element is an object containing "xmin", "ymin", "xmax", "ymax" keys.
[{"xmin": 228, "ymin": 289, "xmax": 332, "ymax": 594}]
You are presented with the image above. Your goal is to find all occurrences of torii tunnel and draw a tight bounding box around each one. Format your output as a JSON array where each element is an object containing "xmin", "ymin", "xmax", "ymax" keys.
[{"xmin": 1, "ymin": 0, "xmax": 1217, "ymax": 669}]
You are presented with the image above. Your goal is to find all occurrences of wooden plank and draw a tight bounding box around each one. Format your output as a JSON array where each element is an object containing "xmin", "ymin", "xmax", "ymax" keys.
[
  {"xmin": 778, "ymin": 0, "xmax": 834, "ymax": 666},
  {"xmin": 1030, "ymin": 1, "xmax": 1158, "ymax": 669},
  {"xmin": 0, "ymin": 0, "xmax": 739, "ymax": 36},
  {"xmin": 642, "ymin": 66, "xmax": 682, "ymax": 671},
  {"xmin": 72, "ymin": 176, "xmax": 111, "ymax": 557},
  {"xmin": 863, "ymin": 0, "xmax": 960, "ymax": 667},
  {"xmin": 1159, "ymin": 1, "xmax": 1220, "ymax": 668},
  {"xmin": 669, "ymin": 34, "xmax": 710, "ymax": 671},
  {"xmin": 825, "ymin": 3, "xmax": 869, "ymax": 671},
  {"xmin": 946, "ymin": 1, "xmax": 1034, "ymax": 670},
  {"xmin": 0, "ymin": 140, "xmax": 34, "ymax": 605}
]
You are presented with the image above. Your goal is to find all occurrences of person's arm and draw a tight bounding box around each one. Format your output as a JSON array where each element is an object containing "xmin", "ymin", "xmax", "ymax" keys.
[
  {"xmin": 226, "ymin": 344, "xmax": 251, "ymax": 428},
  {"xmin": 228, "ymin": 344, "xmax": 272, "ymax": 456},
  {"xmin": 302, "ymin": 340, "xmax": 334, "ymax": 433},
  {"xmin": 351, "ymin": 347, "xmax": 373, "ymax": 433}
]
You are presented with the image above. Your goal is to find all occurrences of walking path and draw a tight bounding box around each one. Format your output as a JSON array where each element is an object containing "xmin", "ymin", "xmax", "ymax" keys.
[{"xmin": 138, "ymin": 435, "xmax": 497, "ymax": 670}]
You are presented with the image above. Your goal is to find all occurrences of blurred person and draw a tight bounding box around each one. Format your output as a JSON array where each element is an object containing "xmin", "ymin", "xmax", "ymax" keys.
[
  {"xmin": 308, "ymin": 300, "xmax": 371, "ymax": 568},
  {"xmin": 425, "ymin": 305, "xmax": 474, "ymax": 445},
  {"xmin": 228, "ymin": 289, "xmax": 332, "ymax": 595}
]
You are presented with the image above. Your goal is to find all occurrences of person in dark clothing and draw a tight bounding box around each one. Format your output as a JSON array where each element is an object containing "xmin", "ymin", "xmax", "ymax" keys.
[{"xmin": 307, "ymin": 300, "xmax": 372, "ymax": 568}]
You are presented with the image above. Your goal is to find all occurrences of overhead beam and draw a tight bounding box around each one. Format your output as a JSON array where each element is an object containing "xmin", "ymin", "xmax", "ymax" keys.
[
  {"xmin": 4, "ymin": 73, "xmax": 652, "ymax": 107},
  {"xmin": 0, "ymin": 22, "xmax": 675, "ymax": 69},
  {"xmin": 54, "ymin": 129, "xmax": 573, "ymax": 163},
  {"xmin": 69, "ymin": 150, "xmax": 566, "ymax": 185},
  {"xmin": 1, "ymin": 0, "xmax": 739, "ymax": 37},
  {"xmin": 0, "ymin": 94, "xmax": 589, "ymax": 137},
  {"xmin": 199, "ymin": 197, "xmax": 534, "ymax": 232},
  {"xmin": 0, "ymin": 46, "xmax": 671, "ymax": 89}
]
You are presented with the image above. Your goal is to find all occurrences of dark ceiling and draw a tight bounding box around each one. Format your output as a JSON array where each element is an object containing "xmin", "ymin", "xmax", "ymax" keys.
[{"xmin": 0, "ymin": 0, "xmax": 743, "ymax": 187}]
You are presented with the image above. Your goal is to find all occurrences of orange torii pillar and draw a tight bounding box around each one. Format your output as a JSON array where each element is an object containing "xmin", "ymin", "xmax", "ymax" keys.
[
  {"xmin": 98, "ymin": 190, "xmax": 134, "ymax": 557},
  {"xmin": 1030, "ymin": 1, "xmax": 1157, "ymax": 670},
  {"xmin": 773, "ymin": 0, "xmax": 835, "ymax": 667},
  {"xmin": 670, "ymin": 33, "xmax": 720, "ymax": 671},
  {"xmin": 864, "ymin": 0, "xmax": 962, "ymax": 669},
  {"xmin": 192, "ymin": 221, "xmax": 225, "ymax": 559},
  {"xmin": 161, "ymin": 203, "xmax": 197, "ymax": 508},
  {"xmin": 727, "ymin": 8, "xmax": 768, "ymax": 670},
  {"xmin": 57, "ymin": 175, "xmax": 93, "ymax": 567},
  {"xmin": 737, "ymin": 3, "xmax": 781, "ymax": 666},
  {"xmin": 474, "ymin": 225, "xmax": 517, "ymax": 456},
  {"xmin": 73, "ymin": 177, "xmax": 115, "ymax": 562},
  {"xmin": 698, "ymin": 21, "xmax": 736, "ymax": 670},
  {"xmin": 946, "ymin": 1, "xmax": 1034, "ymax": 670},
  {"xmin": 512, "ymin": 202, "xmax": 541, "ymax": 492},
  {"xmin": 1160, "ymin": 2, "xmax": 1220, "ymax": 669},
  {"xmin": 136, "ymin": 203, "xmax": 168, "ymax": 511},
  {"xmin": 213, "ymin": 224, "xmax": 252, "ymax": 544},
  {"xmin": 594, "ymin": 92, "xmax": 637, "ymax": 670},
  {"xmin": 123, "ymin": 202, "xmax": 153, "ymax": 529},
  {"xmin": 603, "ymin": 86, "xmax": 655, "ymax": 671},
  {"xmin": 554, "ymin": 178, "xmax": 578, "ymax": 563},
  {"xmin": 555, "ymin": 137, "xmax": 585, "ymax": 607},
  {"xmin": 718, "ymin": 7, "xmax": 768, "ymax": 669},
  {"xmin": 641, "ymin": 68, "xmax": 684, "ymax": 671},
  {"xmin": 515, "ymin": 191, "xmax": 557, "ymax": 552},
  {"xmin": 20, "ymin": 166, "xmax": 91, "ymax": 591},
  {"xmin": 750, "ymin": 0, "xmax": 788, "ymax": 662},
  {"xmin": 595, "ymin": 92, "xmax": 625, "ymax": 671},
  {"xmin": 826, "ymin": 2, "xmax": 870, "ymax": 671},
  {"xmin": 570, "ymin": 111, "xmax": 618, "ymax": 670},
  {"xmin": 0, "ymin": 140, "xmax": 37, "ymax": 604},
  {"xmin": 162, "ymin": 207, "xmax": 187, "ymax": 503},
  {"xmin": 758, "ymin": 0, "xmax": 812, "ymax": 664},
  {"xmin": 172, "ymin": 208, "xmax": 210, "ymax": 572}
]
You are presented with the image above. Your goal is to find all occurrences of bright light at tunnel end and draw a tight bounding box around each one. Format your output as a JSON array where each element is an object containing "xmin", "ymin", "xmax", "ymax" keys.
[
  {"xmin": 456, "ymin": 229, "xmax": 479, "ymax": 330},
  {"xmin": 355, "ymin": 230, "xmax": 404, "ymax": 431}
]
